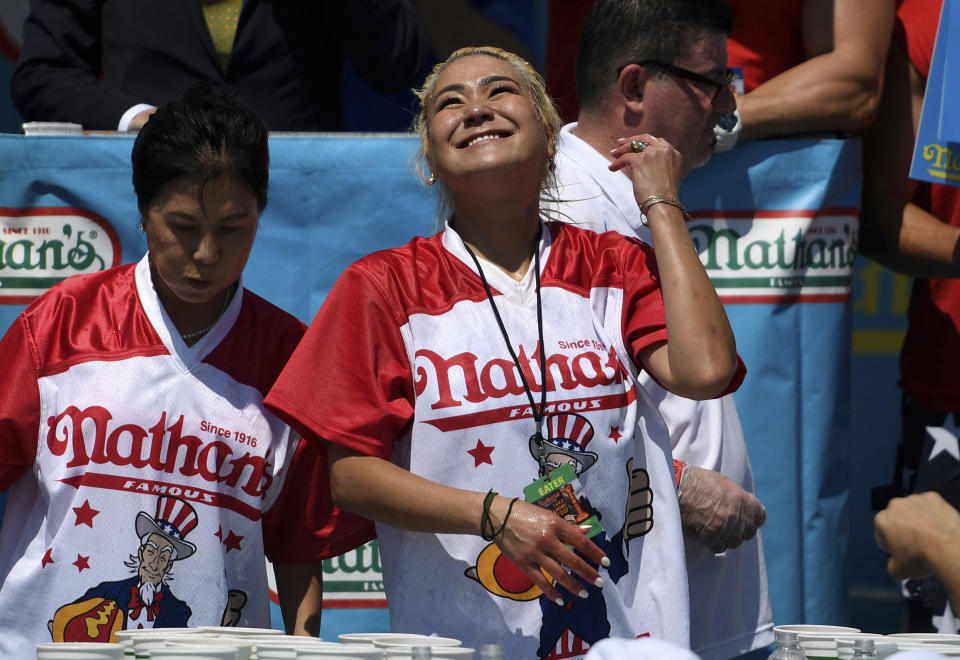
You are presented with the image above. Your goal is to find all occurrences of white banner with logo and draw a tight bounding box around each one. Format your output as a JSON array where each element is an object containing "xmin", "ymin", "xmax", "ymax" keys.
[{"xmin": 0, "ymin": 134, "xmax": 859, "ymax": 634}]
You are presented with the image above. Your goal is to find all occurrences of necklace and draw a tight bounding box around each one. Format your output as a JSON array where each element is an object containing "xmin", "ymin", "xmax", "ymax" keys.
[
  {"xmin": 180, "ymin": 288, "xmax": 231, "ymax": 342},
  {"xmin": 462, "ymin": 225, "xmax": 550, "ymax": 475}
]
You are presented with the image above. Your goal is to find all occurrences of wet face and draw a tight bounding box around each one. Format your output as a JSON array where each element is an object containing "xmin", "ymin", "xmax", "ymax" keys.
[
  {"xmin": 638, "ymin": 31, "xmax": 735, "ymax": 172},
  {"xmin": 426, "ymin": 54, "xmax": 549, "ymax": 192},
  {"xmin": 138, "ymin": 533, "xmax": 175, "ymax": 585},
  {"xmin": 142, "ymin": 174, "xmax": 258, "ymax": 319}
]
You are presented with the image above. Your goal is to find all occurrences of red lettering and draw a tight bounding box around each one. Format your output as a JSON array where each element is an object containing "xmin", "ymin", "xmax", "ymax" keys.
[
  {"xmin": 46, "ymin": 405, "xmax": 112, "ymax": 468},
  {"xmin": 105, "ymin": 423, "xmax": 149, "ymax": 468},
  {"xmin": 414, "ymin": 344, "xmax": 624, "ymax": 409},
  {"xmin": 415, "ymin": 350, "xmax": 485, "ymax": 410},
  {"xmin": 46, "ymin": 408, "xmax": 270, "ymax": 496}
]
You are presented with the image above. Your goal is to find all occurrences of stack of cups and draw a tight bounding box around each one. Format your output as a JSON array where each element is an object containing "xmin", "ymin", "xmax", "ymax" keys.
[
  {"xmin": 35, "ymin": 642, "xmax": 125, "ymax": 660},
  {"xmin": 885, "ymin": 633, "xmax": 960, "ymax": 656},
  {"xmin": 372, "ymin": 636, "xmax": 472, "ymax": 659},
  {"xmin": 294, "ymin": 645, "xmax": 384, "ymax": 659},
  {"xmin": 239, "ymin": 635, "xmax": 339, "ymax": 660}
]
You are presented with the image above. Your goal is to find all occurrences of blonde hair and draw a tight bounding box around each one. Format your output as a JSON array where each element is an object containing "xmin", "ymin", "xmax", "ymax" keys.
[{"xmin": 412, "ymin": 46, "xmax": 562, "ymax": 222}]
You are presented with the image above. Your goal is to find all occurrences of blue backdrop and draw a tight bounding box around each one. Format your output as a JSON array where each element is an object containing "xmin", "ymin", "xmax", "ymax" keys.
[{"xmin": 0, "ymin": 133, "xmax": 905, "ymax": 638}]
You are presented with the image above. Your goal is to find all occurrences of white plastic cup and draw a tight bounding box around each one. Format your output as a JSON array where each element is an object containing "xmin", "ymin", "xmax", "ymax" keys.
[
  {"xmin": 295, "ymin": 645, "xmax": 384, "ymax": 659},
  {"xmin": 774, "ymin": 625, "xmax": 861, "ymax": 635},
  {"xmin": 383, "ymin": 648, "xmax": 476, "ymax": 659},
  {"xmin": 198, "ymin": 626, "xmax": 284, "ymax": 637},
  {"xmin": 252, "ymin": 638, "xmax": 341, "ymax": 660},
  {"xmin": 36, "ymin": 642, "xmax": 125, "ymax": 660},
  {"xmin": 373, "ymin": 637, "xmax": 462, "ymax": 649},
  {"xmin": 166, "ymin": 637, "xmax": 251, "ymax": 660},
  {"xmin": 340, "ymin": 634, "xmax": 431, "ymax": 645},
  {"xmin": 147, "ymin": 644, "xmax": 243, "ymax": 659}
]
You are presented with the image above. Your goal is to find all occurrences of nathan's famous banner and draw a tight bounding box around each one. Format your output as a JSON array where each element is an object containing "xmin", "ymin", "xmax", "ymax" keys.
[
  {"xmin": 910, "ymin": 0, "xmax": 960, "ymax": 187},
  {"xmin": 0, "ymin": 134, "xmax": 857, "ymax": 634}
]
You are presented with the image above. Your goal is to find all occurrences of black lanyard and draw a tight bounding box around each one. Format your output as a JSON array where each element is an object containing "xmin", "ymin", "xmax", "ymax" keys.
[{"xmin": 462, "ymin": 225, "xmax": 550, "ymax": 475}]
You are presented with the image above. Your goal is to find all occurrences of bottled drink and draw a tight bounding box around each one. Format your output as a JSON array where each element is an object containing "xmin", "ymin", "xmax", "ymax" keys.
[
  {"xmin": 479, "ymin": 644, "xmax": 504, "ymax": 660},
  {"xmin": 767, "ymin": 630, "xmax": 805, "ymax": 659}
]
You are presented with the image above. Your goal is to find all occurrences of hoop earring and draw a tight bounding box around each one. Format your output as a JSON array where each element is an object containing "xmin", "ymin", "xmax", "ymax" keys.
[{"xmin": 426, "ymin": 173, "xmax": 438, "ymax": 186}]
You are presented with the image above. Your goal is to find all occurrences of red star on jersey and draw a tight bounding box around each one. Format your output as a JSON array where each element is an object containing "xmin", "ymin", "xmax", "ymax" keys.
[
  {"xmin": 42, "ymin": 548, "xmax": 54, "ymax": 568},
  {"xmin": 609, "ymin": 426, "xmax": 622, "ymax": 443},
  {"xmin": 215, "ymin": 526, "xmax": 224, "ymax": 542},
  {"xmin": 72, "ymin": 499, "xmax": 100, "ymax": 528},
  {"xmin": 73, "ymin": 554, "xmax": 90, "ymax": 573},
  {"xmin": 224, "ymin": 531, "xmax": 244, "ymax": 553},
  {"xmin": 467, "ymin": 439, "xmax": 494, "ymax": 467}
]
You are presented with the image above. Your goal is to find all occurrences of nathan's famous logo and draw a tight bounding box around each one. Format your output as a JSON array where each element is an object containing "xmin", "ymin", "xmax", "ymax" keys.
[
  {"xmin": 0, "ymin": 207, "xmax": 121, "ymax": 303},
  {"xmin": 414, "ymin": 343, "xmax": 624, "ymax": 411},
  {"xmin": 46, "ymin": 406, "xmax": 274, "ymax": 497},
  {"xmin": 319, "ymin": 541, "xmax": 386, "ymax": 606},
  {"xmin": 919, "ymin": 143, "xmax": 960, "ymax": 183},
  {"xmin": 687, "ymin": 209, "xmax": 858, "ymax": 303}
]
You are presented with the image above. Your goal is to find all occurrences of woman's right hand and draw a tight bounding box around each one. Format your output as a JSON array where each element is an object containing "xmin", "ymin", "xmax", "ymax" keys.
[
  {"xmin": 489, "ymin": 496, "xmax": 608, "ymax": 604},
  {"xmin": 608, "ymin": 134, "xmax": 686, "ymax": 210}
]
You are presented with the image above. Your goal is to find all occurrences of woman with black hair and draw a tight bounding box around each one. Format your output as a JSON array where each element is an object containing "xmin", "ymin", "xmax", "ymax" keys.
[{"xmin": 0, "ymin": 86, "xmax": 358, "ymax": 656}]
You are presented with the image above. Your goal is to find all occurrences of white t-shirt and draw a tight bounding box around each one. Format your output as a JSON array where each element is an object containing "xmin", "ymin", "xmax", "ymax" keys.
[
  {"xmin": 268, "ymin": 222, "xmax": 744, "ymax": 659},
  {"xmin": 0, "ymin": 256, "xmax": 337, "ymax": 658},
  {"xmin": 553, "ymin": 122, "xmax": 774, "ymax": 659}
]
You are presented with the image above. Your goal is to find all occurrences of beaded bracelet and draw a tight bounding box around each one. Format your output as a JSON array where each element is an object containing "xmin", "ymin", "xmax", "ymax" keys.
[{"xmin": 638, "ymin": 194, "xmax": 693, "ymax": 225}]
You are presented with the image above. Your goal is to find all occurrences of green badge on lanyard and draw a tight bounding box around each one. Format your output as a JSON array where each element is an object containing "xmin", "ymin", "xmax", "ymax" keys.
[{"xmin": 524, "ymin": 463, "xmax": 602, "ymax": 539}]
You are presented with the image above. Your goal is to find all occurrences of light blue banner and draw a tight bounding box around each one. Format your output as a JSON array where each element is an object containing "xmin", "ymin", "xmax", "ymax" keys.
[
  {"xmin": 0, "ymin": 133, "xmax": 859, "ymax": 636},
  {"xmin": 910, "ymin": 0, "xmax": 960, "ymax": 187}
]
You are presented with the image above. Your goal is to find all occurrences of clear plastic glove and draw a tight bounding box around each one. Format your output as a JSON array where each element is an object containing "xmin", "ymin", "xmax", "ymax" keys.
[{"xmin": 677, "ymin": 464, "xmax": 766, "ymax": 554}]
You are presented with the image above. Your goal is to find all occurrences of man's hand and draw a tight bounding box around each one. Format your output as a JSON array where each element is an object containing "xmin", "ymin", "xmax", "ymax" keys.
[
  {"xmin": 678, "ymin": 465, "xmax": 766, "ymax": 554},
  {"xmin": 875, "ymin": 492, "xmax": 960, "ymax": 579}
]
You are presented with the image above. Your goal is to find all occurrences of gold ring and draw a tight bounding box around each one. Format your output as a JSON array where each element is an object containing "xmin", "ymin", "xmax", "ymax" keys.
[{"xmin": 630, "ymin": 139, "xmax": 649, "ymax": 153}]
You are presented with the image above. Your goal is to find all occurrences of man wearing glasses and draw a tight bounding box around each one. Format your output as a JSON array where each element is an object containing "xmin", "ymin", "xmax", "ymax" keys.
[{"xmin": 552, "ymin": 1, "xmax": 772, "ymax": 659}]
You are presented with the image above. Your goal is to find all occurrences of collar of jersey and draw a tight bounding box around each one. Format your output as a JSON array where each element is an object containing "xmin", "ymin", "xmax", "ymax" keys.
[
  {"xmin": 556, "ymin": 122, "xmax": 654, "ymax": 241},
  {"xmin": 441, "ymin": 220, "xmax": 552, "ymax": 306},
  {"xmin": 134, "ymin": 254, "xmax": 243, "ymax": 371}
]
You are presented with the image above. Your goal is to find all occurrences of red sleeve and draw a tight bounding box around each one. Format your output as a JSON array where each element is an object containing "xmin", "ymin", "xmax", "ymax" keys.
[
  {"xmin": 265, "ymin": 263, "xmax": 416, "ymax": 462},
  {"xmin": 619, "ymin": 238, "xmax": 670, "ymax": 363},
  {"xmin": 895, "ymin": 0, "xmax": 941, "ymax": 79},
  {"xmin": 620, "ymin": 239, "xmax": 746, "ymax": 396},
  {"xmin": 0, "ymin": 316, "xmax": 42, "ymax": 492},
  {"xmin": 262, "ymin": 436, "xmax": 375, "ymax": 562}
]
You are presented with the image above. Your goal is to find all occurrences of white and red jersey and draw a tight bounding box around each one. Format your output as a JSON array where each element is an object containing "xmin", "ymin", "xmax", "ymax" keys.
[
  {"xmin": 0, "ymin": 255, "xmax": 361, "ymax": 658},
  {"xmin": 267, "ymin": 221, "xmax": 744, "ymax": 658},
  {"xmin": 553, "ymin": 123, "xmax": 774, "ymax": 660}
]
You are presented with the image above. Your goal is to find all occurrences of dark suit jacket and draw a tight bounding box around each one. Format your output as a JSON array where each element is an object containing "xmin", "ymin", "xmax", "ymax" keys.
[
  {"xmin": 11, "ymin": 0, "xmax": 427, "ymax": 130},
  {"xmin": 79, "ymin": 575, "xmax": 192, "ymax": 629}
]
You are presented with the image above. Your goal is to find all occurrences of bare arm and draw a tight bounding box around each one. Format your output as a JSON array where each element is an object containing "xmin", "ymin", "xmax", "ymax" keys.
[
  {"xmin": 608, "ymin": 137, "xmax": 738, "ymax": 400},
  {"xmin": 859, "ymin": 41, "xmax": 960, "ymax": 276},
  {"xmin": 327, "ymin": 443, "xmax": 607, "ymax": 605},
  {"xmin": 875, "ymin": 492, "xmax": 960, "ymax": 610},
  {"xmin": 274, "ymin": 562, "xmax": 324, "ymax": 636},
  {"xmin": 737, "ymin": 0, "xmax": 893, "ymax": 141}
]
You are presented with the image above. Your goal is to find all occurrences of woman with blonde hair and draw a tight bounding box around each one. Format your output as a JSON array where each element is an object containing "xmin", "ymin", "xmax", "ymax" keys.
[{"xmin": 267, "ymin": 47, "xmax": 742, "ymax": 657}]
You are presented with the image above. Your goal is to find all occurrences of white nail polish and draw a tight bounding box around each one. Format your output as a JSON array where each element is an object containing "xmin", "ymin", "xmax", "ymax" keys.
[
  {"xmin": 578, "ymin": 589, "xmax": 589, "ymax": 599},
  {"xmin": 555, "ymin": 597, "xmax": 564, "ymax": 607},
  {"xmin": 594, "ymin": 577, "xmax": 604, "ymax": 588},
  {"xmin": 600, "ymin": 556, "xmax": 611, "ymax": 568}
]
